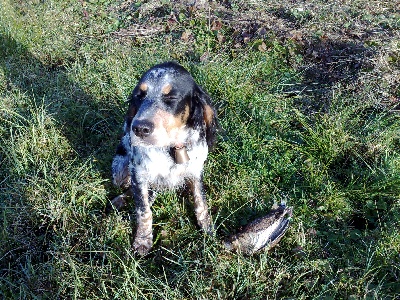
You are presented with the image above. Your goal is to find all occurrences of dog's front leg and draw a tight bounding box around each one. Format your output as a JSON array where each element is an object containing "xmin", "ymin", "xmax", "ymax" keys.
[
  {"xmin": 189, "ymin": 178, "xmax": 213, "ymax": 234},
  {"xmin": 132, "ymin": 182, "xmax": 153, "ymax": 256}
]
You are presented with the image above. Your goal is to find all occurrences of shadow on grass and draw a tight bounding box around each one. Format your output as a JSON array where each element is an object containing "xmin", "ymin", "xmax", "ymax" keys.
[
  {"xmin": 0, "ymin": 30, "xmax": 122, "ymax": 273},
  {"xmin": 0, "ymin": 33, "xmax": 121, "ymax": 165}
]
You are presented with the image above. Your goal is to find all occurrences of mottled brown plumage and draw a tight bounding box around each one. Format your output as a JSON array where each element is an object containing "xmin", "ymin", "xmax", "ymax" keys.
[{"xmin": 225, "ymin": 204, "xmax": 293, "ymax": 255}]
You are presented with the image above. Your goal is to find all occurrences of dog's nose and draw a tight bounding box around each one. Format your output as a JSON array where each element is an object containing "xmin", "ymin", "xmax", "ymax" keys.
[{"xmin": 132, "ymin": 120, "xmax": 154, "ymax": 138}]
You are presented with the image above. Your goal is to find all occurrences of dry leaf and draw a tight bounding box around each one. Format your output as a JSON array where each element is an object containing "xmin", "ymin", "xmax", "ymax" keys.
[
  {"xmin": 200, "ymin": 52, "xmax": 209, "ymax": 62},
  {"xmin": 211, "ymin": 19, "xmax": 223, "ymax": 31},
  {"xmin": 258, "ymin": 42, "xmax": 267, "ymax": 52},
  {"xmin": 181, "ymin": 30, "xmax": 191, "ymax": 42},
  {"xmin": 242, "ymin": 32, "xmax": 252, "ymax": 43},
  {"xmin": 217, "ymin": 32, "xmax": 225, "ymax": 43}
]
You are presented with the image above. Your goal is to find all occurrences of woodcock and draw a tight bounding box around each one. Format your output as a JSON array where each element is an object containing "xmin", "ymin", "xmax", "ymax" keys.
[{"xmin": 224, "ymin": 204, "xmax": 293, "ymax": 255}]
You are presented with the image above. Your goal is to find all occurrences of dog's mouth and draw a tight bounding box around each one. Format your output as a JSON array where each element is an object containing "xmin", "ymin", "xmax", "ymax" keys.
[
  {"xmin": 130, "ymin": 134, "xmax": 190, "ymax": 164},
  {"xmin": 130, "ymin": 132, "xmax": 177, "ymax": 148}
]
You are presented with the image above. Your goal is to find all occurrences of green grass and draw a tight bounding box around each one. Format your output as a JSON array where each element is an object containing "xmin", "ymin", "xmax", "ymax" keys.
[{"xmin": 1, "ymin": 0, "xmax": 399, "ymax": 299}]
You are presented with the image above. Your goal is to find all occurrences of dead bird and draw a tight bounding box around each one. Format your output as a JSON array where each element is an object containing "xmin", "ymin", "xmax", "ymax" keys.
[{"xmin": 224, "ymin": 204, "xmax": 293, "ymax": 255}]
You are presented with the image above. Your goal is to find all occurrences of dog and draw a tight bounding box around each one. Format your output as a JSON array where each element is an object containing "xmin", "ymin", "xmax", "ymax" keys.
[{"xmin": 111, "ymin": 62, "xmax": 218, "ymax": 255}]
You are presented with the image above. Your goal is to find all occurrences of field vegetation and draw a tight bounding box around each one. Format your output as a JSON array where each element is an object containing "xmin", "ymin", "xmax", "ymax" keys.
[{"xmin": 1, "ymin": 0, "xmax": 399, "ymax": 298}]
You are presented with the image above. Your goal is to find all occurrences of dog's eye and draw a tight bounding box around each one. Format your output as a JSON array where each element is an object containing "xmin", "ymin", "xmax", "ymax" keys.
[{"xmin": 163, "ymin": 96, "xmax": 176, "ymax": 105}]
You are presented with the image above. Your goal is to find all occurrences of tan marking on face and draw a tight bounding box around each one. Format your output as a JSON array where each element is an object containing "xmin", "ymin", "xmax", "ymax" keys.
[
  {"xmin": 153, "ymin": 106, "xmax": 188, "ymax": 136},
  {"xmin": 203, "ymin": 104, "xmax": 214, "ymax": 127},
  {"xmin": 163, "ymin": 111, "xmax": 184, "ymax": 133},
  {"xmin": 139, "ymin": 83, "xmax": 148, "ymax": 92},
  {"xmin": 134, "ymin": 105, "xmax": 190, "ymax": 146},
  {"xmin": 180, "ymin": 104, "xmax": 190, "ymax": 125},
  {"xmin": 161, "ymin": 83, "xmax": 172, "ymax": 95},
  {"xmin": 153, "ymin": 105, "xmax": 190, "ymax": 131}
]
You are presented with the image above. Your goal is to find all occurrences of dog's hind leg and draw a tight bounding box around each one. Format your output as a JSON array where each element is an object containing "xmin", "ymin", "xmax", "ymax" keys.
[
  {"xmin": 110, "ymin": 135, "xmax": 132, "ymax": 210},
  {"xmin": 112, "ymin": 135, "xmax": 131, "ymax": 188}
]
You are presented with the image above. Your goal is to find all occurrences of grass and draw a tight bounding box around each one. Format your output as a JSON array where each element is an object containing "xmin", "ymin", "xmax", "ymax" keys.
[{"xmin": 1, "ymin": 0, "xmax": 399, "ymax": 299}]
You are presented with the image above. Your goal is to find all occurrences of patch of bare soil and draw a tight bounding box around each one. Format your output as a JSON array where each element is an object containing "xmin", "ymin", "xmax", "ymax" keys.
[{"xmin": 116, "ymin": 0, "xmax": 400, "ymax": 110}]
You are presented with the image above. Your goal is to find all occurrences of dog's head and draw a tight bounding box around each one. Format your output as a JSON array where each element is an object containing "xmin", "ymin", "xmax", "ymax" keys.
[{"xmin": 125, "ymin": 62, "xmax": 217, "ymax": 148}]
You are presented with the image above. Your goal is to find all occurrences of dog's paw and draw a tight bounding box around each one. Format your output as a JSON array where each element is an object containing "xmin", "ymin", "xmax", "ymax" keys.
[
  {"xmin": 133, "ymin": 237, "xmax": 153, "ymax": 256},
  {"xmin": 198, "ymin": 216, "xmax": 214, "ymax": 235},
  {"xmin": 134, "ymin": 244, "xmax": 151, "ymax": 256}
]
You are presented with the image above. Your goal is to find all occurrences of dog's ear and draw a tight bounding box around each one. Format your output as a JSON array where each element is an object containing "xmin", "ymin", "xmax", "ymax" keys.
[
  {"xmin": 127, "ymin": 93, "xmax": 138, "ymax": 116},
  {"xmin": 123, "ymin": 92, "xmax": 139, "ymax": 134},
  {"xmin": 190, "ymin": 85, "xmax": 218, "ymax": 148}
]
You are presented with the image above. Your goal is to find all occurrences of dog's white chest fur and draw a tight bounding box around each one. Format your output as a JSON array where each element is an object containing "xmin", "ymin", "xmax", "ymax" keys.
[{"xmin": 130, "ymin": 142, "xmax": 208, "ymax": 189}]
